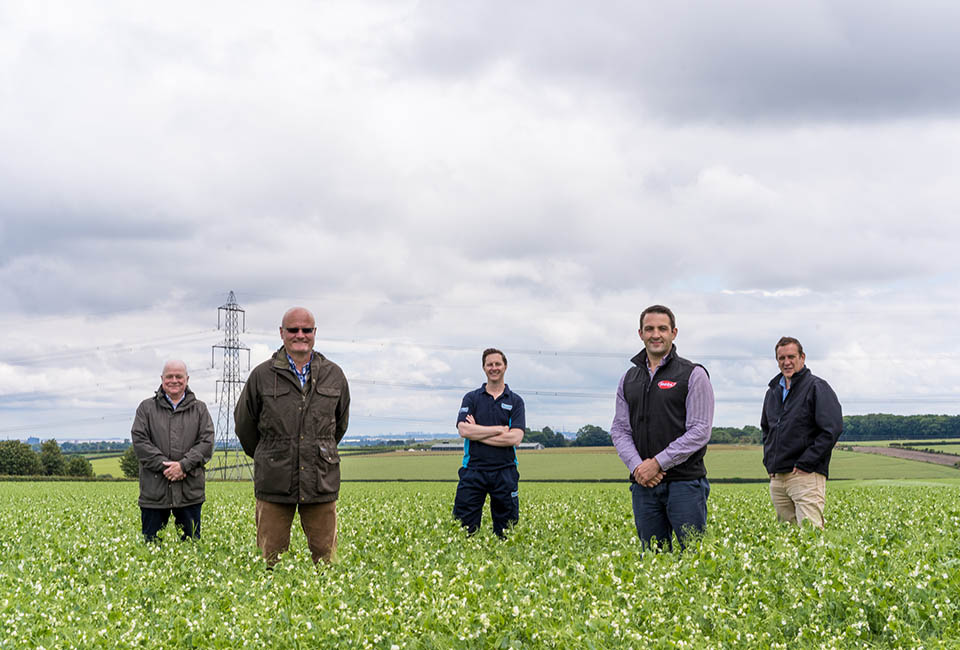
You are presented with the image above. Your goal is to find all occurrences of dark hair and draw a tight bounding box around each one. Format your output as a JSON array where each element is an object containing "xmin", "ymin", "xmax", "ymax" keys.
[
  {"xmin": 639, "ymin": 305, "xmax": 676, "ymax": 330},
  {"xmin": 482, "ymin": 348, "xmax": 507, "ymax": 366},
  {"xmin": 775, "ymin": 336, "xmax": 804, "ymax": 356}
]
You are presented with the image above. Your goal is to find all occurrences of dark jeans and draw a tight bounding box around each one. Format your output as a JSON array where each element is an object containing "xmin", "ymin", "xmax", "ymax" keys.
[
  {"xmin": 141, "ymin": 504, "xmax": 202, "ymax": 541},
  {"xmin": 630, "ymin": 477, "xmax": 709, "ymax": 550},
  {"xmin": 453, "ymin": 465, "xmax": 519, "ymax": 538}
]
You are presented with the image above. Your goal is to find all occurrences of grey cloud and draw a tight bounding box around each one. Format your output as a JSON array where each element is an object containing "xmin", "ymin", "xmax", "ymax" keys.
[{"xmin": 392, "ymin": 0, "xmax": 960, "ymax": 122}]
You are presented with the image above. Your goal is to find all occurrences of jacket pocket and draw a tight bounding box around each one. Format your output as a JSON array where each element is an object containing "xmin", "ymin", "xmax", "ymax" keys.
[
  {"xmin": 139, "ymin": 470, "xmax": 167, "ymax": 503},
  {"xmin": 261, "ymin": 384, "xmax": 293, "ymax": 432},
  {"xmin": 254, "ymin": 446, "xmax": 294, "ymax": 497},
  {"xmin": 310, "ymin": 387, "xmax": 342, "ymax": 435},
  {"xmin": 182, "ymin": 467, "xmax": 205, "ymax": 502},
  {"xmin": 316, "ymin": 441, "xmax": 341, "ymax": 495}
]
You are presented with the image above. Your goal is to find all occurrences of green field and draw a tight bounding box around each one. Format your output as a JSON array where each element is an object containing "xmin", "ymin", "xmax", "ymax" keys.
[
  {"xmin": 336, "ymin": 446, "xmax": 960, "ymax": 481},
  {"xmin": 842, "ymin": 439, "xmax": 960, "ymax": 447},
  {"xmin": 89, "ymin": 450, "xmax": 250, "ymax": 477},
  {"xmin": 2, "ymin": 480, "xmax": 958, "ymax": 648},
  {"xmin": 89, "ymin": 445, "xmax": 960, "ymax": 481},
  {"xmin": 899, "ymin": 444, "xmax": 960, "ymax": 455}
]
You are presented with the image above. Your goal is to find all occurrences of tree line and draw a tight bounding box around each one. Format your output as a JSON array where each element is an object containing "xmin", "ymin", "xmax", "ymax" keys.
[
  {"xmin": 524, "ymin": 414, "xmax": 960, "ymax": 447},
  {"xmin": 840, "ymin": 414, "xmax": 960, "ymax": 441},
  {"xmin": 523, "ymin": 424, "xmax": 764, "ymax": 447},
  {"xmin": 0, "ymin": 440, "xmax": 94, "ymax": 477}
]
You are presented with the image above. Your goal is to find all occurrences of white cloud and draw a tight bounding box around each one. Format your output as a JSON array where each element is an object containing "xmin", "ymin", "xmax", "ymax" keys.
[{"xmin": 1, "ymin": 1, "xmax": 959, "ymax": 441}]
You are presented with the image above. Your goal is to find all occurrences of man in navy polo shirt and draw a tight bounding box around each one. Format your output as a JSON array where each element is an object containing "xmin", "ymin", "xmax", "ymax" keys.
[{"xmin": 454, "ymin": 348, "xmax": 526, "ymax": 538}]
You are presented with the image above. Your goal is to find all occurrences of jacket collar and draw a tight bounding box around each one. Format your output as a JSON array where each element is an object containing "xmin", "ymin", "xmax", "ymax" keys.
[
  {"xmin": 155, "ymin": 386, "xmax": 195, "ymax": 410},
  {"xmin": 768, "ymin": 365, "xmax": 811, "ymax": 389}
]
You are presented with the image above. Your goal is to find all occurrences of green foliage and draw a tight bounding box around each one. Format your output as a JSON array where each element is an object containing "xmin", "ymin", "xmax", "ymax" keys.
[
  {"xmin": 573, "ymin": 424, "xmax": 612, "ymax": 447},
  {"xmin": 120, "ymin": 445, "xmax": 140, "ymax": 479},
  {"xmin": 523, "ymin": 425, "xmax": 569, "ymax": 447},
  {"xmin": 60, "ymin": 440, "xmax": 131, "ymax": 453},
  {"xmin": 0, "ymin": 481, "xmax": 958, "ymax": 648},
  {"xmin": 40, "ymin": 439, "xmax": 67, "ymax": 476},
  {"xmin": 842, "ymin": 413, "xmax": 960, "ymax": 441},
  {"xmin": 65, "ymin": 455, "xmax": 94, "ymax": 477},
  {"xmin": 711, "ymin": 425, "xmax": 762, "ymax": 444},
  {"xmin": 0, "ymin": 440, "xmax": 42, "ymax": 476}
]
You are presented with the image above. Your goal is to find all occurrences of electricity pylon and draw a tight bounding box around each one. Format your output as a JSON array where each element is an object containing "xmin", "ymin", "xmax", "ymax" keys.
[{"xmin": 211, "ymin": 291, "xmax": 252, "ymax": 480}]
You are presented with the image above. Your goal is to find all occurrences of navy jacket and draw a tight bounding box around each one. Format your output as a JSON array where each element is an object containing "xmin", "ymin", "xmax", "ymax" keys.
[{"xmin": 761, "ymin": 366, "xmax": 842, "ymax": 477}]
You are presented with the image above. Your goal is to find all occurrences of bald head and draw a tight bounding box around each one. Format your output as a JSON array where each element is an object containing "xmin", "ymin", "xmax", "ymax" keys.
[
  {"xmin": 160, "ymin": 360, "xmax": 189, "ymax": 402},
  {"xmin": 162, "ymin": 360, "xmax": 188, "ymax": 376},
  {"xmin": 282, "ymin": 307, "xmax": 315, "ymax": 327}
]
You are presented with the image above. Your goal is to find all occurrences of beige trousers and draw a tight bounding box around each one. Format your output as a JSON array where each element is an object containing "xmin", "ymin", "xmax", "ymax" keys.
[
  {"xmin": 769, "ymin": 471, "xmax": 826, "ymax": 529},
  {"xmin": 255, "ymin": 499, "xmax": 337, "ymax": 565}
]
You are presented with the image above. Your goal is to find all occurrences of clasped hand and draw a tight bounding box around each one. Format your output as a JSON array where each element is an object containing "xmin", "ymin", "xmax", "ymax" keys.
[
  {"xmin": 633, "ymin": 457, "xmax": 666, "ymax": 488},
  {"xmin": 162, "ymin": 461, "xmax": 185, "ymax": 481}
]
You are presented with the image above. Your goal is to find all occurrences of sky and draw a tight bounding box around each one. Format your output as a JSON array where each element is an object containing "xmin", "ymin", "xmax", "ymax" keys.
[{"xmin": 2, "ymin": 1, "xmax": 959, "ymax": 442}]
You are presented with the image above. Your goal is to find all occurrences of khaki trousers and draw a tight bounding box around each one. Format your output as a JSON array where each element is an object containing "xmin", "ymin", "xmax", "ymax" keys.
[
  {"xmin": 769, "ymin": 471, "xmax": 826, "ymax": 529},
  {"xmin": 255, "ymin": 499, "xmax": 337, "ymax": 565}
]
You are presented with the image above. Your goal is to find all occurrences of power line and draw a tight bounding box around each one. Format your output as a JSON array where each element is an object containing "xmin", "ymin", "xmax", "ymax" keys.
[
  {"xmin": 242, "ymin": 330, "xmax": 960, "ymax": 363},
  {"xmin": 1, "ymin": 330, "xmax": 217, "ymax": 366}
]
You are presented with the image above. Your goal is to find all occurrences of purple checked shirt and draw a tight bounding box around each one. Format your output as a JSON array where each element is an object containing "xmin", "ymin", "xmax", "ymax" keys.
[{"xmin": 610, "ymin": 351, "xmax": 715, "ymax": 473}]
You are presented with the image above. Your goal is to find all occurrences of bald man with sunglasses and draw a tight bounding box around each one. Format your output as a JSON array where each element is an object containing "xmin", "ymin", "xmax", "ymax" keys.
[{"xmin": 236, "ymin": 307, "xmax": 351, "ymax": 566}]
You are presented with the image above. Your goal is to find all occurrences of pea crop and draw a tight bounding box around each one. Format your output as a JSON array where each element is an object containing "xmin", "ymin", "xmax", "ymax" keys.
[{"xmin": 1, "ymin": 481, "xmax": 958, "ymax": 648}]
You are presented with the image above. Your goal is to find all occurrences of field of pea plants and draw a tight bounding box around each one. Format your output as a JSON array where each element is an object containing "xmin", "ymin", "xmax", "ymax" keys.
[{"xmin": 2, "ymin": 480, "xmax": 959, "ymax": 649}]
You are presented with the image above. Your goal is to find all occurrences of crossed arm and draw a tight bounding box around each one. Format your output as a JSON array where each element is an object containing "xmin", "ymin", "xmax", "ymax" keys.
[{"xmin": 457, "ymin": 414, "xmax": 524, "ymax": 447}]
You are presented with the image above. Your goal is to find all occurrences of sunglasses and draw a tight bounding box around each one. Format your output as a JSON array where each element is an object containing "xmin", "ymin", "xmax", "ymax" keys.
[{"xmin": 283, "ymin": 327, "xmax": 315, "ymax": 334}]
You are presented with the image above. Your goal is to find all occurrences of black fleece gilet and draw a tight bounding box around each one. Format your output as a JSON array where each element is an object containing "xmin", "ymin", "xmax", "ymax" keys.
[{"xmin": 622, "ymin": 346, "xmax": 707, "ymax": 482}]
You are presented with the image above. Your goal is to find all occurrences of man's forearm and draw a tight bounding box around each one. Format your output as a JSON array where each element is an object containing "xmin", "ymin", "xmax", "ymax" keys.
[
  {"xmin": 458, "ymin": 423, "xmax": 503, "ymax": 440},
  {"xmin": 482, "ymin": 428, "xmax": 524, "ymax": 447}
]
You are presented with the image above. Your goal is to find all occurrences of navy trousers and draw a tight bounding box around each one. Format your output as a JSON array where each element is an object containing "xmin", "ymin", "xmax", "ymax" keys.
[
  {"xmin": 453, "ymin": 466, "xmax": 519, "ymax": 538},
  {"xmin": 141, "ymin": 503, "xmax": 202, "ymax": 541},
  {"xmin": 630, "ymin": 477, "xmax": 709, "ymax": 550}
]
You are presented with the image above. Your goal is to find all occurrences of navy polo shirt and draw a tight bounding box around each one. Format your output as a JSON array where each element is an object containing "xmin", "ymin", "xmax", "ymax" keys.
[{"xmin": 456, "ymin": 383, "xmax": 526, "ymax": 470}]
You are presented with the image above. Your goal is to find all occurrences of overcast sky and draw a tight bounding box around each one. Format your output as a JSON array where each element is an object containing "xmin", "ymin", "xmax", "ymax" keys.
[{"xmin": 2, "ymin": 1, "xmax": 959, "ymax": 442}]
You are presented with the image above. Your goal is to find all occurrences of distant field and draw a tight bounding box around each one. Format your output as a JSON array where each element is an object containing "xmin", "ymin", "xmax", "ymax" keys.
[
  {"xmin": 90, "ymin": 450, "xmax": 251, "ymax": 477},
  {"xmin": 841, "ymin": 438, "xmax": 960, "ymax": 447},
  {"xmin": 88, "ymin": 444, "xmax": 960, "ymax": 481},
  {"xmin": 337, "ymin": 445, "xmax": 960, "ymax": 481},
  {"xmin": 89, "ymin": 455, "xmax": 123, "ymax": 475},
  {"xmin": 904, "ymin": 444, "xmax": 960, "ymax": 455}
]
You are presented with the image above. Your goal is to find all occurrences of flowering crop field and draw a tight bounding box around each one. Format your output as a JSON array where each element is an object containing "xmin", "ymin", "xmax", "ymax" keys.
[{"xmin": 2, "ymin": 480, "xmax": 959, "ymax": 649}]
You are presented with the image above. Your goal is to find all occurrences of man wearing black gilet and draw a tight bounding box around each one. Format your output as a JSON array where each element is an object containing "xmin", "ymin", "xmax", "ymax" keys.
[
  {"xmin": 610, "ymin": 305, "xmax": 715, "ymax": 550},
  {"xmin": 453, "ymin": 348, "xmax": 526, "ymax": 538}
]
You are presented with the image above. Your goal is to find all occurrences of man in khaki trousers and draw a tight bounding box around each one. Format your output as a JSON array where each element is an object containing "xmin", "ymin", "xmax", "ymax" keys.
[
  {"xmin": 761, "ymin": 337, "xmax": 842, "ymax": 528},
  {"xmin": 236, "ymin": 307, "xmax": 350, "ymax": 565}
]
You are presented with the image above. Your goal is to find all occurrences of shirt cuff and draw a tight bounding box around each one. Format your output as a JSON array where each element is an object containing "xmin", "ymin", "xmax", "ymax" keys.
[{"xmin": 654, "ymin": 451, "xmax": 672, "ymax": 471}]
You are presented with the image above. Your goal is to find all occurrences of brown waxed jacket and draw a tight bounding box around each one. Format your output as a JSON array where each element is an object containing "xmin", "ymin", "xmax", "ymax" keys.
[
  {"xmin": 235, "ymin": 347, "xmax": 350, "ymax": 504},
  {"xmin": 131, "ymin": 387, "xmax": 215, "ymax": 508}
]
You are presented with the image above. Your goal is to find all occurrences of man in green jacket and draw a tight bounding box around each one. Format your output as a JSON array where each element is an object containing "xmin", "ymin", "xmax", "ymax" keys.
[
  {"xmin": 131, "ymin": 360, "xmax": 214, "ymax": 541},
  {"xmin": 235, "ymin": 307, "xmax": 351, "ymax": 565}
]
